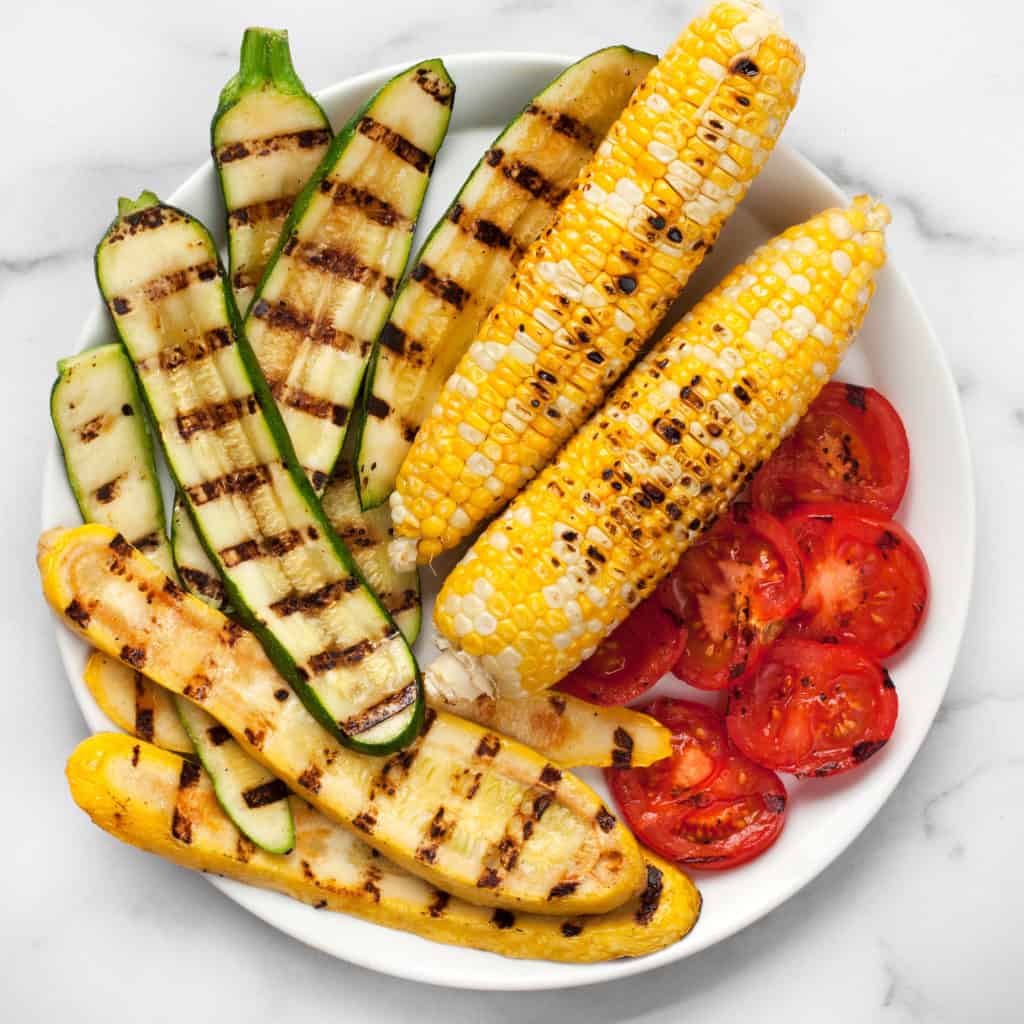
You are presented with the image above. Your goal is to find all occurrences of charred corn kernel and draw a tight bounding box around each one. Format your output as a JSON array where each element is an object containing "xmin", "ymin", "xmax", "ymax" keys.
[
  {"xmin": 435, "ymin": 198, "xmax": 891, "ymax": 693},
  {"xmin": 391, "ymin": 1, "xmax": 804, "ymax": 566}
]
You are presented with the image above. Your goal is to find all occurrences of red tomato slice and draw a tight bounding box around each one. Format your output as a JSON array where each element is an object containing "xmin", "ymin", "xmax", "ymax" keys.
[
  {"xmin": 607, "ymin": 698, "xmax": 787, "ymax": 870},
  {"xmin": 660, "ymin": 505, "xmax": 803, "ymax": 691},
  {"xmin": 752, "ymin": 382, "xmax": 910, "ymax": 517},
  {"xmin": 784, "ymin": 503, "xmax": 929, "ymax": 658},
  {"xmin": 556, "ymin": 595, "xmax": 685, "ymax": 706},
  {"xmin": 727, "ymin": 638, "xmax": 898, "ymax": 777}
]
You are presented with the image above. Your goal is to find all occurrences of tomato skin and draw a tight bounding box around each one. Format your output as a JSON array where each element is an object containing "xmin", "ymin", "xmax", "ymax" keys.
[
  {"xmin": 784, "ymin": 503, "xmax": 929, "ymax": 659},
  {"xmin": 664, "ymin": 505, "xmax": 804, "ymax": 691},
  {"xmin": 752, "ymin": 382, "xmax": 910, "ymax": 517},
  {"xmin": 726, "ymin": 638, "xmax": 898, "ymax": 778},
  {"xmin": 557, "ymin": 595, "xmax": 685, "ymax": 706},
  {"xmin": 607, "ymin": 698, "xmax": 787, "ymax": 870}
]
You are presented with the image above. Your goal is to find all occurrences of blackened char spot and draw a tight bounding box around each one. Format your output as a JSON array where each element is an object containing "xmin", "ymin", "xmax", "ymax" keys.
[
  {"xmin": 476, "ymin": 734, "xmax": 501, "ymax": 758},
  {"xmin": 852, "ymin": 739, "xmax": 888, "ymax": 763},
  {"xmin": 491, "ymin": 909, "xmax": 515, "ymax": 929},
  {"xmin": 561, "ymin": 921, "xmax": 584, "ymax": 937},
  {"xmin": 548, "ymin": 880, "xmax": 579, "ymax": 899},
  {"xmin": 731, "ymin": 57, "xmax": 760, "ymax": 76},
  {"xmin": 242, "ymin": 779, "xmax": 290, "ymax": 809},
  {"xmin": 845, "ymin": 383, "xmax": 868, "ymax": 411},
  {"xmin": 764, "ymin": 793, "xmax": 787, "ymax": 813},
  {"xmin": 635, "ymin": 865, "xmax": 664, "ymax": 925},
  {"xmin": 65, "ymin": 600, "xmax": 91, "ymax": 628},
  {"xmin": 595, "ymin": 807, "xmax": 616, "ymax": 832},
  {"xmin": 539, "ymin": 764, "xmax": 562, "ymax": 786},
  {"xmin": 120, "ymin": 645, "xmax": 146, "ymax": 669}
]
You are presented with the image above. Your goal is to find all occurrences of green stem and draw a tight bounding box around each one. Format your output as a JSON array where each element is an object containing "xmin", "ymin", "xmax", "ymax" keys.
[{"xmin": 116, "ymin": 190, "xmax": 160, "ymax": 218}]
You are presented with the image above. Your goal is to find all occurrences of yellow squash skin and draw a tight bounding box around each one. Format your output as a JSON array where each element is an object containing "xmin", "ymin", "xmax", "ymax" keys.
[
  {"xmin": 67, "ymin": 733, "xmax": 701, "ymax": 962},
  {"xmin": 438, "ymin": 691, "xmax": 671, "ymax": 769},
  {"xmin": 40, "ymin": 524, "xmax": 644, "ymax": 915}
]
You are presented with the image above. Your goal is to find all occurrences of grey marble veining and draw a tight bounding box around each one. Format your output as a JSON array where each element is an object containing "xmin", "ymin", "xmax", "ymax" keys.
[{"xmin": 3, "ymin": 0, "xmax": 1022, "ymax": 1020}]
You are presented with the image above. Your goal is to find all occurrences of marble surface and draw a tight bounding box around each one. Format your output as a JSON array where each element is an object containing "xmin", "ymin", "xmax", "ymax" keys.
[{"xmin": 3, "ymin": 0, "xmax": 1021, "ymax": 1018}]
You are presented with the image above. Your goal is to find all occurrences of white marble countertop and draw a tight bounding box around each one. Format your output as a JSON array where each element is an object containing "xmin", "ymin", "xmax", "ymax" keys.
[{"xmin": 4, "ymin": 0, "xmax": 1021, "ymax": 1019}]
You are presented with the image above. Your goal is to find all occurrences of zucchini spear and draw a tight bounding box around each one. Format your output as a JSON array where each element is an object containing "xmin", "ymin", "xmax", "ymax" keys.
[
  {"xmin": 95, "ymin": 193, "xmax": 422, "ymax": 754},
  {"xmin": 354, "ymin": 46, "xmax": 657, "ymax": 509},
  {"xmin": 245, "ymin": 59, "xmax": 454, "ymax": 491},
  {"xmin": 68, "ymin": 733, "xmax": 701, "ymax": 962},
  {"xmin": 41, "ymin": 524, "xmax": 646, "ymax": 915},
  {"xmin": 52, "ymin": 344, "xmax": 294, "ymax": 853},
  {"xmin": 212, "ymin": 27, "xmax": 331, "ymax": 312}
]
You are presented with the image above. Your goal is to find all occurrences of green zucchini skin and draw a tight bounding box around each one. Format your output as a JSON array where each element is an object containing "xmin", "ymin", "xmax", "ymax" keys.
[
  {"xmin": 95, "ymin": 193, "xmax": 423, "ymax": 755},
  {"xmin": 244, "ymin": 59, "xmax": 455, "ymax": 493},
  {"xmin": 53, "ymin": 337, "xmax": 295, "ymax": 851},
  {"xmin": 353, "ymin": 45, "xmax": 658, "ymax": 509},
  {"xmin": 51, "ymin": 344, "xmax": 175, "ymax": 575},
  {"xmin": 212, "ymin": 28, "xmax": 331, "ymax": 312}
]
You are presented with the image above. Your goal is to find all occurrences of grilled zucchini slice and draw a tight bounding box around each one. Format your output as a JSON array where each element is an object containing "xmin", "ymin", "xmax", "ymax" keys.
[
  {"xmin": 213, "ymin": 27, "xmax": 331, "ymax": 312},
  {"xmin": 68, "ymin": 733, "xmax": 701, "ymax": 961},
  {"xmin": 245, "ymin": 59, "xmax": 454, "ymax": 489},
  {"xmin": 354, "ymin": 45, "xmax": 657, "ymax": 509},
  {"xmin": 51, "ymin": 344, "xmax": 175, "ymax": 574},
  {"xmin": 95, "ymin": 194, "xmax": 422, "ymax": 753},
  {"xmin": 41, "ymin": 524, "xmax": 645, "ymax": 914},
  {"xmin": 53, "ymin": 339, "xmax": 294, "ymax": 851}
]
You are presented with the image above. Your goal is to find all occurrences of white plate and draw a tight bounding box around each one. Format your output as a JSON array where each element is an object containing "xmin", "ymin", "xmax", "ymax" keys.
[{"xmin": 42, "ymin": 52, "xmax": 975, "ymax": 991}]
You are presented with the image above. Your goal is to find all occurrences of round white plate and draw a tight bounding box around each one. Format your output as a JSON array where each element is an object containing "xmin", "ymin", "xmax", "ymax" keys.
[{"xmin": 42, "ymin": 52, "xmax": 974, "ymax": 991}]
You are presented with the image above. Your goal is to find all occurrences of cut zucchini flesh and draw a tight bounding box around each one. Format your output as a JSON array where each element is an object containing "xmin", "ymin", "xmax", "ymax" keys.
[
  {"xmin": 175, "ymin": 698, "xmax": 294, "ymax": 853},
  {"xmin": 432, "ymin": 690, "xmax": 671, "ymax": 769},
  {"xmin": 41, "ymin": 524, "xmax": 645, "ymax": 915},
  {"xmin": 83, "ymin": 652, "xmax": 192, "ymax": 753},
  {"xmin": 51, "ymin": 344, "xmax": 175, "ymax": 576},
  {"xmin": 245, "ymin": 59, "xmax": 454, "ymax": 490},
  {"xmin": 95, "ymin": 194, "xmax": 422, "ymax": 754},
  {"xmin": 67, "ymin": 733, "xmax": 701, "ymax": 961},
  {"xmin": 171, "ymin": 496, "xmax": 227, "ymax": 609},
  {"xmin": 321, "ymin": 460, "xmax": 420, "ymax": 644},
  {"xmin": 354, "ymin": 45, "xmax": 657, "ymax": 509},
  {"xmin": 213, "ymin": 27, "xmax": 331, "ymax": 312},
  {"xmin": 53, "ymin": 335, "xmax": 294, "ymax": 851}
]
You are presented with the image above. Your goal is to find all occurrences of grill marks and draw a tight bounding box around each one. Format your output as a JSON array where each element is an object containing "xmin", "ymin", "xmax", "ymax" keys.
[
  {"xmin": 186, "ymin": 464, "xmax": 273, "ymax": 507},
  {"xmin": 270, "ymin": 577, "xmax": 358, "ymax": 618},
  {"xmin": 109, "ymin": 260, "xmax": 218, "ymax": 314},
  {"xmin": 485, "ymin": 147, "xmax": 568, "ymax": 207},
  {"xmin": 241, "ymin": 778, "xmax": 290, "ymax": 809},
  {"xmin": 320, "ymin": 180, "xmax": 408, "ymax": 229},
  {"xmin": 133, "ymin": 672, "xmax": 155, "ymax": 742},
  {"xmin": 180, "ymin": 566, "xmax": 226, "ymax": 605},
  {"xmin": 635, "ymin": 865, "xmax": 665, "ymax": 926},
  {"xmin": 357, "ymin": 117, "xmax": 433, "ymax": 173},
  {"xmin": 414, "ymin": 65, "xmax": 454, "ymax": 106},
  {"xmin": 292, "ymin": 240, "xmax": 396, "ymax": 297},
  {"xmin": 524, "ymin": 102, "xmax": 599, "ymax": 149},
  {"xmin": 104, "ymin": 203, "xmax": 182, "ymax": 245},
  {"xmin": 176, "ymin": 394, "xmax": 259, "ymax": 440},
  {"xmin": 149, "ymin": 328, "xmax": 233, "ymax": 374},
  {"xmin": 252, "ymin": 298, "xmax": 360, "ymax": 354},
  {"xmin": 341, "ymin": 680, "xmax": 417, "ymax": 737},
  {"xmin": 410, "ymin": 262, "xmax": 469, "ymax": 310},
  {"xmin": 170, "ymin": 759, "xmax": 201, "ymax": 844},
  {"xmin": 228, "ymin": 196, "xmax": 294, "ymax": 228},
  {"xmin": 271, "ymin": 381, "xmax": 350, "ymax": 427},
  {"xmin": 215, "ymin": 127, "xmax": 331, "ymax": 166}
]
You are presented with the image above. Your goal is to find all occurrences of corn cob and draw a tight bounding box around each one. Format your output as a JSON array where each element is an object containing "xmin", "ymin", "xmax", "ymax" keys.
[
  {"xmin": 433, "ymin": 197, "xmax": 891, "ymax": 693},
  {"xmin": 391, "ymin": 0, "xmax": 804, "ymax": 565}
]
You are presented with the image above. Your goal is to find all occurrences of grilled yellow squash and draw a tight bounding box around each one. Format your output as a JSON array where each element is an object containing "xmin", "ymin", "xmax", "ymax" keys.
[
  {"xmin": 40, "ymin": 524, "xmax": 645, "ymax": 915},
  {"xmin": 67, "ymin": 733, "xmax": 700, "ymax": 962}
]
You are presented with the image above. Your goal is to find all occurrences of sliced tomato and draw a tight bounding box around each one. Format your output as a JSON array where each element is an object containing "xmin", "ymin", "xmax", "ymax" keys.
[
  {"xmin": 752, "ymin": 382, "xmax": 910, "ymax": 517},
  {"xmin": 606, "ymin": 698, "xmax": 787, "ymax": 870},
  {"xmin": 784, "ymin": 503, "xmax": 929, "ymax": 658},
  {"xmin": 660, "ymin": 504, "xmax": 803, "ymax": 691},
  {"xmin": 727, "ymin": 638, "xmax": 898, "ymax": 777},
  {"xmin": 556, "ymin": 595, "xmax": 684, "ymax": 706}
]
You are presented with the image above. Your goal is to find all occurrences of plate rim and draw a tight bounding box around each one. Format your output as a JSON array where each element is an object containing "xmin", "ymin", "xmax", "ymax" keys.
[{"xmin": 42, "ymin": 49, "xmax": 976, "ymax": 991}]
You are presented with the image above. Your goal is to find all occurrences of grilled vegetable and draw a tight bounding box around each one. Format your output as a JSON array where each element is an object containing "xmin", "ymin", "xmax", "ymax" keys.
[
  {"xmin": 246, "ymin": 60, "xmax": 454, "ymax": 490},
  {"xmin": 40, "ymin": 524, "xmax": 646, "ymax": 914},
  {"xmin": 354, "ymin": 46, "xmax": 657, "ymax": 510},
  {"xmin": 171, "ymin": 497, "xmax": 227, "ymax": 608},
  {"xmin": 51, "ymin": 344, "xmax": 174, "ymax": 574},
  {"xmin": 95, "ymin": 194, "xmax": 422, "ymax": 753},
  {"xmin": 428, "ymin": 686, "xmax": 671, "ymax": 769},
  {"xmin": 84, "ymin": 652, "xmax": 192, "ymax": 753},
  {"xmin": 53, "ymin": 333, "xmax": 294, "ymax": 851},
  {"xmin": 321, "ymin": 462, "xmax": 420, "ymax": 643},
  {"xmin": 213, "ymin": 27, "xmax": 330, "ymax": 311},
  {"xmin": 175, "ymin": 698, "xmax": 294, "ymax": 852},
  {"xmin": 390, "ymin": 1, "xmax": 805, "ymax": 565},
  {"xmin": 434, "ymin": 198, "xmax": 891, "ymax": 694},
  {"xmin": 68, "ymin": 733, "xmax": 700, "ymax": 960}
]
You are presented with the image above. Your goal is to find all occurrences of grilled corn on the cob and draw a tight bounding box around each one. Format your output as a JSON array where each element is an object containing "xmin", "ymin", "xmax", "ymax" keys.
[
  {"xmin": 391, "ymin": 0, "xmax": 804, "ymax": 565},
  {"xmin": 433, "ymin": 197, "xmax": 891, "ymax": 693}
]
